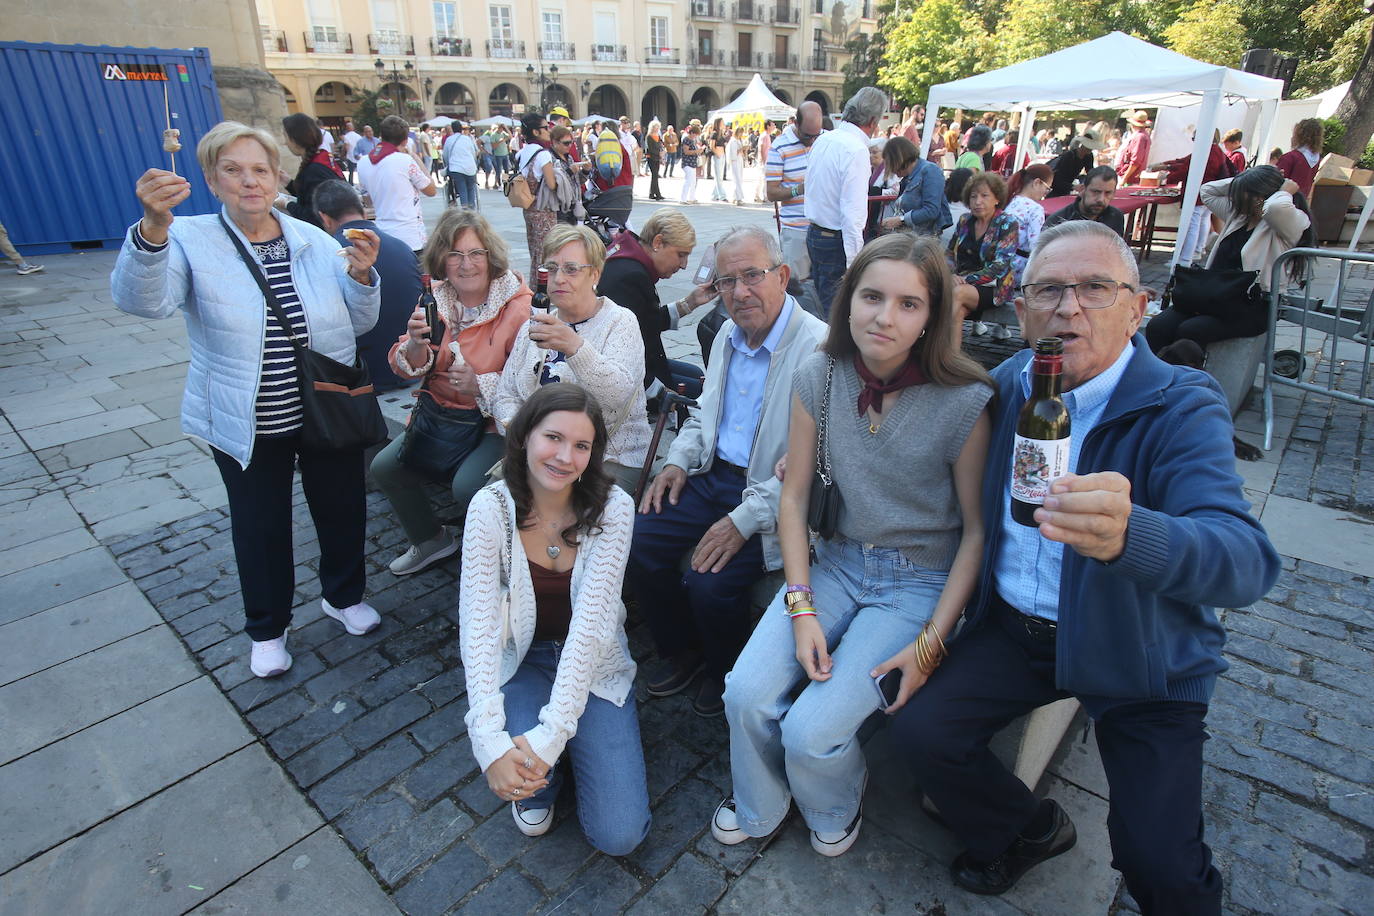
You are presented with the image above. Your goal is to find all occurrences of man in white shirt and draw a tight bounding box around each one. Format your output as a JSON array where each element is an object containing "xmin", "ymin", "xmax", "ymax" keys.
[
  {"xmin": 619, "ymin": 117, "xmax": 641, "ymax": 188},
  {"xmin": 356, "ymin": 115, "xmax": 437, "ymax": 253},
  {"xmin": 341, "ymin": 119, "xmax": 362, "ymax": 184},
  {"xmin": 803, "ymin": 86, "xmax": 886, "ymax": 317},
  {"xmin": 443, "ymin": 123, "xmax": 480, "ymax": 209}
]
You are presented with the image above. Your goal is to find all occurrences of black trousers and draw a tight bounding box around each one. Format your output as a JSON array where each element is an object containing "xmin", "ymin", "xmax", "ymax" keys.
[
  {"xmin": 648, "ymin": 157, "xmax": 662, "ymax": 199},
  {"xmin": 888, "ymin": 596, "xmax": 1222, "ymax": 915},
  {"xmin": 212, "ymin": 434, "xmax": 367, "ymax": 641},
  {"xmin": 1144, "ymin": 306, "xmax": 1266, "ymax": 353}
]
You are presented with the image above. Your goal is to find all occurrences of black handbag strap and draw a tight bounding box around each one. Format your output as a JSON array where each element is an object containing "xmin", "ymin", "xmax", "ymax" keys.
[{"xmin": 219, "ymin": 214, "xmax": 306, "ymax": 353}]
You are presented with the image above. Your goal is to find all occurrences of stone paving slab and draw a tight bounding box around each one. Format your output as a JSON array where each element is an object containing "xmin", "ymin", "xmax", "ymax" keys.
[
  {"xmin": 0, "ymin": 746, "xmax": 322, "ymax": 916},
  {"xmin": 0, "ymin": 676, "xmax": 251, "ymax": 872},
  {"xmin": 0, "ymin": 581, "xmax": 161, "ymax": 686},
  {"xmin": 0, "ymin": 624, "xmax": 199, "ymax": 764},
  {"xmin": 188, "ymin": 826, "xmax": 400, "ymax": 916},
  {"xmin": 0, "ymin": 545, "xmax": 128, "ymax": 626}
]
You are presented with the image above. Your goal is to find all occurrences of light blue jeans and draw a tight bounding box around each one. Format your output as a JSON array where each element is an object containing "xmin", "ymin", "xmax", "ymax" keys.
[
  {"xmin": 723, "ymin": 536, "xmax": 948, "ymax": 835},
  {"xmin": 503, "ymin": 641, "xmax": 651, "ymax": 856}
]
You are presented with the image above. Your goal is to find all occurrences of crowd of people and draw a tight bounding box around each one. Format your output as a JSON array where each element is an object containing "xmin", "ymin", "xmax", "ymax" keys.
[{"xmin": 108, "ymin": 84, "xmax": 1323, "ymax": 914}]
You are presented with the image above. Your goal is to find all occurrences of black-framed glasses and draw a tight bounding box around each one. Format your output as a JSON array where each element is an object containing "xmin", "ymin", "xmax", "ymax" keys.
[
  {"xmin": 1019, "ymin": 280, "xmax": 1135, "ymax": 310},
  {"xmin": 713, "ymin": 264, "xmax": 782, "ymax": 293}
]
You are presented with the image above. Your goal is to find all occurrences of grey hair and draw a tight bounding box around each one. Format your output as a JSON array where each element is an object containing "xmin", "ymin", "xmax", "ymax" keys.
[
  {"xmin": 1025, "ymin": 221, "xmax": 1140, "ymax": 289},
  {"xmin": 716, "ymin": 225, "xmax": 784, "ymax": 266},
  {"xmin": 867, "ymin": 137, "xmax": 888, "ymax": 151},
  {"xmin": 842, "ymin": 86, "xmax": 888, "ymax": 127}
]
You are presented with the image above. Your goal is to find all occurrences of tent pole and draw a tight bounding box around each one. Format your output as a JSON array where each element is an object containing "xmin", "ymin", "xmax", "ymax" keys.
[
  {"xmin": 1170, "ymin": 89, "xmax": 1222, "ymax": 273},
  {"xmin": 1016, "ymin": 107, "xmax": 1037, "ymax": 172},
  {"xmin": 918, "ymin": 94, "xmax": 941, "ymax": 159},
  {"xmin": 1252, "ymin": 98, "xmax": 1279, "ymax": 169}
]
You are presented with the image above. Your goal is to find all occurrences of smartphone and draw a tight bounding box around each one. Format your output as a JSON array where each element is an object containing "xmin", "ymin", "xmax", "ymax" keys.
[
  {"xmin": 873, "ymin": 670, "xmax": 902, "ymax": 712},
  {"xmin": 693, "ymin": 242, "xmax": 718, "ymax": 287}
]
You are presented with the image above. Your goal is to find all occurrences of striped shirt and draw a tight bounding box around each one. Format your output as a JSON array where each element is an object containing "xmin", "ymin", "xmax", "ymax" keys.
[
  {"xmin": 252, "ymin": 236, "xmax": 308, "ymax": 436},
  {"xmin": 764, "ymin": 125, "xmax": 812, "ymax": 228}
]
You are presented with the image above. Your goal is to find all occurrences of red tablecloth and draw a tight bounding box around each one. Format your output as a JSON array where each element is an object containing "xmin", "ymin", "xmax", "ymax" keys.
[{"xmin": 1041, "ymin": 186, "xmax": 1181, "ymax": 217}]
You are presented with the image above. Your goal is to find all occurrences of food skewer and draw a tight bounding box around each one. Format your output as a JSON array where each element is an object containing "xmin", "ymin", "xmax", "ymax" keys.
[{"xmin": 161, "ymin": 82, "xmax": 181, "ymax": 175}]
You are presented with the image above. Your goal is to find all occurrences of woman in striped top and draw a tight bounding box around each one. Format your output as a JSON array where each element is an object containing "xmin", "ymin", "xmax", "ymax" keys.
[{"xmin": 113, "ymin": 121, "xmax": 383, "ymax": 681}]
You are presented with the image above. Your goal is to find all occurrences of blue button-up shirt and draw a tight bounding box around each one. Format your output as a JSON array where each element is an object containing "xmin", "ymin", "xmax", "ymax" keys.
[
  {"xmin": 715, "ymin": 296, "xmax": 795, "ymax": 467},
  {"xmin": 994, "ymin": 341, "xmax": 1135, "ymax": 621}
]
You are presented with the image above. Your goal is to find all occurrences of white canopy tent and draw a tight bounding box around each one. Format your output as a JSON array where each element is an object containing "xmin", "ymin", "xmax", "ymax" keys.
[
  {"xmin": 708, "ymin": 73, "xmax": 797, "ymax": 123},
  {"xmin": 920, "ymin": 32, "xmax": 1286, "ymax": 268}
]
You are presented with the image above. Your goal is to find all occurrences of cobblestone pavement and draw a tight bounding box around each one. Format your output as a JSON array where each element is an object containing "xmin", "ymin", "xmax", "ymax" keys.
[{"xmin": 2, "ymin": 180, "xmax": 1371, "ymax": 914}]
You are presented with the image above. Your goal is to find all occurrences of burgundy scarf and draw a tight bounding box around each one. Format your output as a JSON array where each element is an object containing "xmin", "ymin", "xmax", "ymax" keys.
[
  {"xmin": 854, "ymin": 353, "xmax": 927, "ymax": 416},
  {"xmin": 368, "ymin": 141, "xmax": 400, "ymax": 165},
  {"xmin": 310, "ymin": 148, "xmax": 343, "ymax": 177}
]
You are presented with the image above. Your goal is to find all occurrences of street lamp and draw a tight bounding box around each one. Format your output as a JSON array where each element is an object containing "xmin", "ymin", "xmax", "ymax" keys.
[
  {"xmin": 525, "ymin": 62, "xmax": 559, "ymax": 112},
  {"xmin": 580, "ymin": 79, "xmax": 591, "ymax": 100},
  {"xmin": 373, "ymin": 58, "xmax": 416, "ymax": 114}
]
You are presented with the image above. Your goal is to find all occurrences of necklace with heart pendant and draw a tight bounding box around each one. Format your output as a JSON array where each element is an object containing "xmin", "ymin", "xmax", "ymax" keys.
[{"xmin": 537, "ymin": 513, "xmax": 570, "ymax": 560}]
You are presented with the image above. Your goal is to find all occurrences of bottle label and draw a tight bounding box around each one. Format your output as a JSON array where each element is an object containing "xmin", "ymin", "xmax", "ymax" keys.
[{"xmin": 1011, "ymin": 434, "xmax": 1071, "ymax": 505}]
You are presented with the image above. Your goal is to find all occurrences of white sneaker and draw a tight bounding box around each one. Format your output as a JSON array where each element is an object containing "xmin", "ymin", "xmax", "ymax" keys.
[
  {"xmin": 512, "ymin": 801, "xmax": 554, "ymax": 837},
  {"xmin": 711, "ymin": 796, "xmax": 749, "ymax": 846},
  {"xmin": 972, "ymin": 321, "xmax": 989, "ymax": 336},
  {"xmin": 810, "ymin": 771, "xmax": 866, "ymax": 857},
  {"xmin": 321, "ymin": 598, "xmax": 381, "ymax": 636},
  {"xmin": 389, "ymin": 527, "xmax": 459, "ymax": 575},
  {"xmin": 990, "ymin": 324, "xmax": 1013, "ymax": 340},
  {"xmin": 15, "ymin": 263, "xmax": 44, "ymax": 276},
  {"xmin": 250, "ymin": 634, "xmax": 292, "ymax": 678}
]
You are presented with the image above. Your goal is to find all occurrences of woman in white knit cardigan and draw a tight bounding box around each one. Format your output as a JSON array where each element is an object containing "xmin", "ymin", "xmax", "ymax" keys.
[
  {"xmin": 493, "ymin": 224, "xmax": 650, "ymax": 495},
  {"xmin": 459, "ymin": 383, "xmax": 650, "ymax": 854}
]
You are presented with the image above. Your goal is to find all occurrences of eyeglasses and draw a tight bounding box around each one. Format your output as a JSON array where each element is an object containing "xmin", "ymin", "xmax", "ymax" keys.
[
  {"xmin": 713, "ymin": 264, "xmax": 782, "ymax": 293},
  {"xmin": 541, "ymin": 262, "xmax": 593, "ymax": 277},
  {"xmin": 444, "ymin": 249, "xmax": 489, "ymax": 265},
  {"xmin": 1019, "ymin": 280, "xmax": 1135, "ymax": 310}
]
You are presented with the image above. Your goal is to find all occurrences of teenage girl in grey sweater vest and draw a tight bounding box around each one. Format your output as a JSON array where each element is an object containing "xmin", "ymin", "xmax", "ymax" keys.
[{"xmin": 712, "ymin": 233, "xmax": 994, "ymax": 857}]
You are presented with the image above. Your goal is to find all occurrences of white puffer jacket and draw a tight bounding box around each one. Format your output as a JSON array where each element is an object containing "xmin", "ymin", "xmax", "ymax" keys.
[{"xmin": 110, "ymin": 207, "xmax": 380, "ymax": 468}]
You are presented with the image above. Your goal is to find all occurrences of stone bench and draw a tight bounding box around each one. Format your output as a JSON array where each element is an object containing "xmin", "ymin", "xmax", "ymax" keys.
[{"xmin": 1203, "ymin": 333, "xmax": 1267, "ymax": 417}]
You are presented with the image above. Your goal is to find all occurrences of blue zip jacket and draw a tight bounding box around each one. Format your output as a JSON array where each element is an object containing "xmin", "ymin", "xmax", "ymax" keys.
[
  {"xmin": 897, "ymin": 158, "xmax": 952, "ymax": 235},
  {"xmin": 111, "ymin": 206, "xmax": 380, "ymax": 469},
  {"xmin": 970, "ymin": 335, "xmax": 1280, "ymax": 714}
]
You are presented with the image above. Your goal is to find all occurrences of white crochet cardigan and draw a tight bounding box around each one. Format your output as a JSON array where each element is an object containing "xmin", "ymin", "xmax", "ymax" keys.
[
  {"xmin": 492, "ymin": 296, "xmax": 651, "ymax": 469},
  {"xmin": 459, "ymin": 481, "xmax": 636, "ymax": 771}
]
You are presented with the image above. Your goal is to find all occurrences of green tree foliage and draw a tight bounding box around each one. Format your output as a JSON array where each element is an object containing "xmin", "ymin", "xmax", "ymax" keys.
[
  {"xmin": 878, "ymin": 0, "xmax": 992, "ymax": 104},
  {"xmin": 1294, "ymin": 0, "xmax": 1371, "ymax": 95},
  {"xmin": 992, "ymin": 0, "xmax": 1130, "ymax": 65},
  {"xmin": 1163, "ymin": 0, "xmax": 1248, "ymax": 67}
]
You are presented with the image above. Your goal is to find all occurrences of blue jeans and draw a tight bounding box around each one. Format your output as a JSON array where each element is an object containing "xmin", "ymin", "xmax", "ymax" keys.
[
  {"xmin": 723, "ymin": 536, "xmax": 948, "ymax": 835},
  {"xmin": 806, "ymin": 225, "xmax": 847, "ymax": 319},
  {"xmin": 493, "ymin": 154, "xmax": 510, "ymax": 183},
  {"xmin": 503, "ymin": 641, "xmax": 651, "ymax": 856},
  {"xmin": 449, "ymin": 171, "xmax": 477, "ymax": 209}
]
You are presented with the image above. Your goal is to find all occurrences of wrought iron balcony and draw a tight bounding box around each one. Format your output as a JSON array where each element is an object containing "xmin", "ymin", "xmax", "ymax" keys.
[
  {"xmin": 303, "ymin": 31, "xmax": 354, "ymax": 54},
  {"xmin": 687, "ymin": 49, "xmax": 726, "ymax": 66},
  {"xmin": 261, "ymin": 29, "xmax": 288, "ymax": 53},
  {"xmin": 538, "ymin": 41, "xmax": 575, "ymax": 60},
  {"xmin": 430, "ymin": 37, "xmax": 473, "ymax": 56},
  {"xmin": 773, "ymin": 4, "xmax": 800, "ymax": 25},
  {"xmin": 487, "ymin": 38, "xmax": 526, "ymax": 59},
  {"xmin": 592, "ymin": 44, "xmax": 627, "ymax": 62},
  {"xmin": 645, "ymin": 46, "xmax": 680, "ymax": 64},
  {"xmin": 368, "ymin": 33, "xmax": 415, "ymax": 56},
  {"xmin": 734, "ymin": 1, "xmax": 765, "ymax": 21},
  {"xmin": 688, "ymin": 0, "xmax": 725, "ymax": 18}
]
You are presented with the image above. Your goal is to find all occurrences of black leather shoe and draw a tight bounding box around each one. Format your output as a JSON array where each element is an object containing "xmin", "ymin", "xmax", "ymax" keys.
[
  {"xmin": 950, "ymin": 800, "xmax": 1077, "ymax": 895},
  {"xmin": 691, "ymin": 674, "xmax": 726, "ymax": 718},
  {"xmin": 645, "ymin": 654, "xmax": 705, "ymax": 698}
]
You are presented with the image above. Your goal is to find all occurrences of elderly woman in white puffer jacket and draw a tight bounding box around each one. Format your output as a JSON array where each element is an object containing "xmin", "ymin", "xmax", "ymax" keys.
[{"xmin": 111, "ymin": 120, "xmax": 381, "ymax": 680}]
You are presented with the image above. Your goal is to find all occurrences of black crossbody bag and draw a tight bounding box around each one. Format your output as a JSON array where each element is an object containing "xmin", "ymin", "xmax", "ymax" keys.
[
  {"xmin": 807, "ymin": 356, "xmax": 841, "ymax": 540},
  {"xmin": 221, "ymin": 216, "xmax": 387, "ymax": 451}
]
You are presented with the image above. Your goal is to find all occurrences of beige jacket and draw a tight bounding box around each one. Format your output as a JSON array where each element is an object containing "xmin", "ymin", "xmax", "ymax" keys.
[{"xmin": 1200, "ymin": 178, "xmax": 1310, "ymax": 292}]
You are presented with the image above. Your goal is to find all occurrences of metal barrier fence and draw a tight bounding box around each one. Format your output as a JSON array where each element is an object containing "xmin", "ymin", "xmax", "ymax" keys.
[{"xmin": 1264, "ymin": 247, "xmax": 1374, "ymax": 450}]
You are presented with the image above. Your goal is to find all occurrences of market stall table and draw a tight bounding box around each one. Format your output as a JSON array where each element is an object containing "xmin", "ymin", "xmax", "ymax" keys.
[{"xmin": 1041, "ymin": 185, "xmax": 1182, "ymax": 260}]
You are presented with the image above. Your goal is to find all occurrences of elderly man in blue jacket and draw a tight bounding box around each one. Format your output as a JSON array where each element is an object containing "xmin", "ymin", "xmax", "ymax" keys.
[{"xmin": 888, "ymin": 220, "xmax": 1279, "ymax": 915}]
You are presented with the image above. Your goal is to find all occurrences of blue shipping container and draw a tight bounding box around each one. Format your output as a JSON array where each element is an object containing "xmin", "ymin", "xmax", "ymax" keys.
[{"xmin": 0, "ymin": 41, "xmax": 224, "ymax": 255}]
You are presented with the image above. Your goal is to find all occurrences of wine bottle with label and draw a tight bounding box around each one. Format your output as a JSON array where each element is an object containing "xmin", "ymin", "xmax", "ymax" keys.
[
  {"xmin": 531, "ymin": 267, "xmax": 552, "ymax": 314},
  {"xmin": 418, "ymin": 274, "xmax": 444, "ymax": 343},
  {"xmin": 1010, "ymin": 337, "xmax": 1071, "ymax": 527}
]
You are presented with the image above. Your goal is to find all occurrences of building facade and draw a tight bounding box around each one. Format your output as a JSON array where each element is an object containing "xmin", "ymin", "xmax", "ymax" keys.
[{"xmin": 256, "ymin": 0, "xmax": 876, "ymax": 129}]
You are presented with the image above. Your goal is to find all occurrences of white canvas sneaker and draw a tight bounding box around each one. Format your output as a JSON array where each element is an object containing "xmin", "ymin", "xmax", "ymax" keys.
[
  {"xmin": 250, "ymin": 633, "xmax": 292, "ymax": 678},
  {"xmin": 389, "ymin": 527, "xmax": 459, "ymax": 575},
  {"xmin": 512, "ymin": 802, "xmax": 555, "ymax": 837},
  {"xmin": 321, "ymin": 598, "xmax": 381, "ymax": 636}
]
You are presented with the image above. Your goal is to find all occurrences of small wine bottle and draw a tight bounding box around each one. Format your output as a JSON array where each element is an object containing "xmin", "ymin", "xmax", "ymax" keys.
[
  {"xmin": 418, "ymin": 274, "xmax": 444, "ymax": 343},
  {"xmin": 531, "ymin": 267, "xmax": 552, "ymax": 314},
  {"xmin": 1010, "ymin": 337, "xmax": 1071, "ymax": 527}
]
